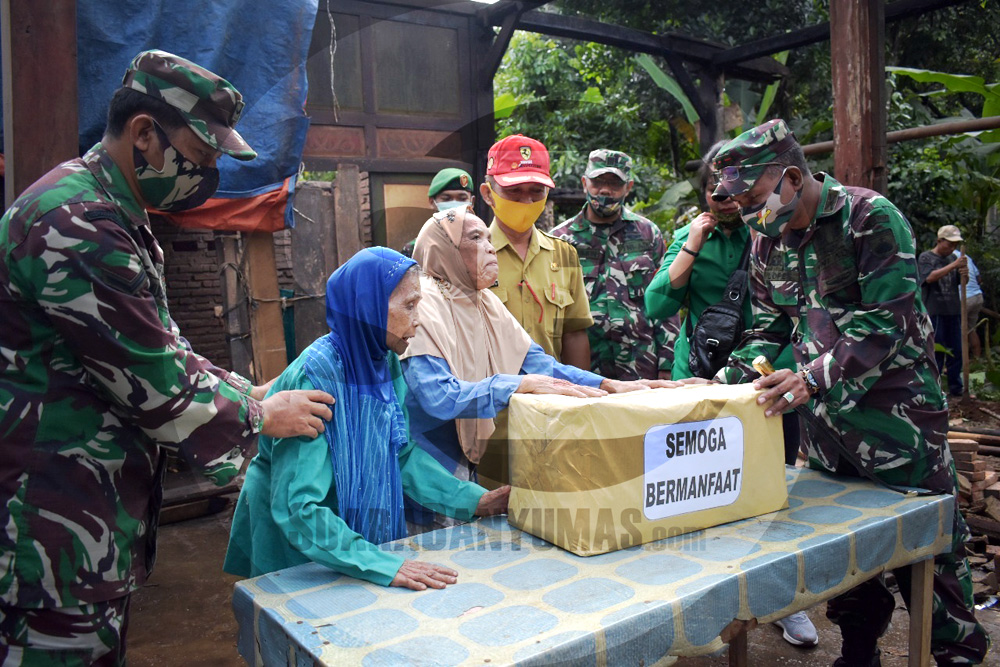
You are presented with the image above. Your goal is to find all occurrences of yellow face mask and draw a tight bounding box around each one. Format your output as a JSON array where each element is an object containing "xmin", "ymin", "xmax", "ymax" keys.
[{"xmin": 487, "ymin": 183, "xmax": 547, "ymax": 233}]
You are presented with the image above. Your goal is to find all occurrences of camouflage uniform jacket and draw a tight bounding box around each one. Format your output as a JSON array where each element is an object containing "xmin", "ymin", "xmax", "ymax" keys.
[
  {"xmin": 719, "ymin": 174, "xmax": 954, "ymax": 490},
  {"xmin": 551, "ymin": 206, "xmax": 674, "ymax": 380},
  {"xmin": 0, "ymin": 144, "xmax": 261, "ymax": 609}
]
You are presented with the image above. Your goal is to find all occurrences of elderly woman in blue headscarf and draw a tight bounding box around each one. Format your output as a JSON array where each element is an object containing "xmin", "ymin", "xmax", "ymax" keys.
[{"xmin": 224, "ymin": 247, "xmax": 508, "ymax": 591}]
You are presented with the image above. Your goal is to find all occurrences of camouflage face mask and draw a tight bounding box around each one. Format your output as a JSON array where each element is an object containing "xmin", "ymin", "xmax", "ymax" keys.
[
  {"xmin": 586, "ymin": 191, "xmax": 624, "ymax": 218},
  {"xmin": 739, "ymin": 168, "xmax": 801, "ymax": 238},
  {"xmin": 134, "ymin": 123, "xmax": 220, "ymax": 212}
]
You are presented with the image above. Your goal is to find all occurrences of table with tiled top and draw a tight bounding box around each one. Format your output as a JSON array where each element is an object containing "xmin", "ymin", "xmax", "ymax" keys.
[{"xmin": 232, "ymin": 467, "xmax": 952, "ymax": 666}]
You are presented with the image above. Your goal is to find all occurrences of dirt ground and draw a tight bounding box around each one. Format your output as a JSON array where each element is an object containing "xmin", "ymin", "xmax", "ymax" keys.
[{"xmin": 127, "ymin": 505, "xmax": 1000, "ymax": 667}]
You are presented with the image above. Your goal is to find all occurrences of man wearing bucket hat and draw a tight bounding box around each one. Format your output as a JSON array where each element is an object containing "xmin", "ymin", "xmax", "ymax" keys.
[
  {"xmin": 482, "ymin": 134, "xmax": 594, "ymax": 368},
  {"xmin": 918, "ymin": 225, "xmax": 969, "ymax": 397},
  {"xmin": 0, "ymin": 50, "xmax": 333, "ymax": 662},
  {"xmin": 710, "ymin": 119, "xmax": 988, "ymax": 666},
  {"xmin": 551, "ymin": 149, "xmax": 676, "ymax": 381}
]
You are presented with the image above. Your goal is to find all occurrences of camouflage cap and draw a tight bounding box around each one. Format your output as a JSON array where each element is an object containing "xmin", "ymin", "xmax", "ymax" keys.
[
  {"xmin": 710, "ymin": 119, "xmax": 797, "ymax": 200},
  {"xmin": 585, "ymin": 149, "xmax": 633, "ymax": 182},
  {"xmin": 428, "ymin": 168, "xmax": 474, "ymax": 197},
  {"xmin": 122, "ymin": 50, "xmax": 256, "ymax": 161}
]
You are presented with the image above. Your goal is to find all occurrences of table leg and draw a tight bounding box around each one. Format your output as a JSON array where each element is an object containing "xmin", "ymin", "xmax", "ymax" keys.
[
  {"xmin": 728, "ymin": 629, "xmax": 748, "ymax": 667},
  {"xmin": 908, "ymin": 558, "xmax": 934, "ymax": 667}
]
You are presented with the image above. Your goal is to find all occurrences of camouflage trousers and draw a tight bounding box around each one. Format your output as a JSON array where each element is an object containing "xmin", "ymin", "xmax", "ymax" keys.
[
  {"xmin": 826, "ymin": 526, "xmax": 989, "ymax": 665},
  {"xmin": 0, "ymin": 596, "xmax": 130, "ymax": 667},
  {"xmin": 821, "ymin": 440, "xmax": 989, "ymax": 665}
]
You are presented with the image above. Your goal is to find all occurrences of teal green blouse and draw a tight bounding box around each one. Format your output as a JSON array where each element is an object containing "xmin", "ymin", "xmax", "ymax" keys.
[{"xmin": 224, "ymin": 353, "xmax": 487, "ymax": 585}]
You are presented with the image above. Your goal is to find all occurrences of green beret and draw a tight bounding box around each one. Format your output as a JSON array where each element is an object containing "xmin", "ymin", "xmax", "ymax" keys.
[{"xmin": 428, "ymin": 168, "xmax": 473, "ymax": 198}]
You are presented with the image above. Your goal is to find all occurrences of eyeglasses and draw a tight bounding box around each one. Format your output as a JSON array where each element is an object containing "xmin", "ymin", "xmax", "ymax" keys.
[{"xmin": 718, "ymin": 162, "xmax": 783, "ymax": 183}]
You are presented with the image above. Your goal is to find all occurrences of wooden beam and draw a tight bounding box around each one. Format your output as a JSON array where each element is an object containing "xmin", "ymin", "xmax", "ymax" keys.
[
  {"xmin": 504, "ymin": 10, "xmax": 786, "ymax": 82},
  {"xmin": 2, "ymin": 0, "xmax": 79, "ymax": 205},
  {"xmin": 830, "ymin": 0, "xmax": 887, "ymax": 193},
  {"xmin": 665, "ymin": 55, "xmax": 712, "ymax": 128},
  {"xmin": 908, "ymin": 558, "xmax": 934, "ymax": 667},
  {"xmin": 245, "ymin": 232, "xmax": 288, "ymax": 383},
  {"xmin": 290, "ymin": 182, "xmax": 338, "ymax": 357},
  {"xmin": 334, "ymin": 164, "xmax": 365, "ymax": 265},
  {"xmin": 801, "ymin": 115, "xmax": 1000, "ymax": 156},
  {"xmin": 697, "ymin": 68, "xmax": 725, "ymax": 157},
  {"xmin": 216, "ymin": 233, "xmax": 254, "ymax": 379},
  {"xmin": 713, "ymin": 0, "xmax": 972, "ymax": 66},
  {"xmin": 479, "ymin": 2, "xmax": 523, "ymax": 88}
]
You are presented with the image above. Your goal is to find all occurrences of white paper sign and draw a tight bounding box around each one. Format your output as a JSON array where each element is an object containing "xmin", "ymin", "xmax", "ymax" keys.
[{"xmin": 643, "ymin": 416, "xmax": 745, "ymax": 520}]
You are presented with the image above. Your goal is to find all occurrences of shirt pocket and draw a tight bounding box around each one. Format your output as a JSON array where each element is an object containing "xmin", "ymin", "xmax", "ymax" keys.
[
  {"xmin": 542, "ymin": 285, "xmax": 575, "ymax": 340},
  {"xmin": 763, "ymin": 254, "xmax": 800, "ymax": 308},
  {"xmin": 619, "ymin": 251, "xmax": 656, "ymax": 303}
]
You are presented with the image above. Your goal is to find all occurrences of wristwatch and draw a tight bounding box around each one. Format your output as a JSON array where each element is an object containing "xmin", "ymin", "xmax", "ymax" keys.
[{"xmin": 798, "ymin": 369, "xmax": 820, "ymax": 395}]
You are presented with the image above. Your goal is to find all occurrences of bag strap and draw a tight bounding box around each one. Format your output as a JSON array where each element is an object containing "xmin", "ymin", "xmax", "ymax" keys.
[
  {"xmin": 721, "ymin": 235, "xmax": 753, "ymax": 306},
  {"xmin": 684, "ymin": 234, "xmax": 753, "ymax": 337}
]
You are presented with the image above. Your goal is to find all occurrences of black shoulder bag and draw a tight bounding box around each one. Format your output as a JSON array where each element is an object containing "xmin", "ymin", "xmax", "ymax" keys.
[{"xmin": 686, "ymin": 239, "xmax": 752, "ymax": 379}]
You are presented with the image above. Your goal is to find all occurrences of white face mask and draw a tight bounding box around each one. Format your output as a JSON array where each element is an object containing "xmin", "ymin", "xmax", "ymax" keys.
[{"xmin": 435, "ymin": 200, "xmax": 472, "ymax": 212}]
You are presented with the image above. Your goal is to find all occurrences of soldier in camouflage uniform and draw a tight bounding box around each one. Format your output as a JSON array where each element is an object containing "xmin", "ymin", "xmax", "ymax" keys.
[
  {"xmin": 0, "ymin": 51, "xmax": 334, "ymax": 664},
  {"xmin": 551, "ymin": 150, "xmax": 677, "ymax": 380},
  {"xmin": 710, "ymin": 120, "xmax": 989, "ymax": 666}
]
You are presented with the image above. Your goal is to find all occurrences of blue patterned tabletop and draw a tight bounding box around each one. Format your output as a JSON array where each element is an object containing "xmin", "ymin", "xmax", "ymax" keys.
[{"xmin": 232, "ymin": 467, "xmax": 954, "ymax": 666}]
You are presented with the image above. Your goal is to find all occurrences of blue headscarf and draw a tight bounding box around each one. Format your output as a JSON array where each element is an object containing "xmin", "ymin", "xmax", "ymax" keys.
[
  {"xmin": 302, "ymin": 247, "xmax": 417, "ymax": 544},
  {"xmin": 325, "ymin": 247, "xmax": 417, "ymax": 401}
]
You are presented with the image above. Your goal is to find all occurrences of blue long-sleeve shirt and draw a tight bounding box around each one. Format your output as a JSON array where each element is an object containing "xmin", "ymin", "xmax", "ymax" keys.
[{"xmin": 402, "ymin": 343, "xmax": 602, "ymax": 524}]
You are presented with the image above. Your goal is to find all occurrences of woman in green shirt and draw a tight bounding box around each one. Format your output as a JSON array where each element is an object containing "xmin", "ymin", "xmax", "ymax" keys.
[{"xmin": 224, "ymin": 247, "xmax": 508, "ymax": 591}]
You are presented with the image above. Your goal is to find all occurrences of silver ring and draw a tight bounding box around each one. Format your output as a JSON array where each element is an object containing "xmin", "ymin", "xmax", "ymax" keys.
[{"xmin": 782, "ymin": 391, "xmax": 795, "ymax": 403}]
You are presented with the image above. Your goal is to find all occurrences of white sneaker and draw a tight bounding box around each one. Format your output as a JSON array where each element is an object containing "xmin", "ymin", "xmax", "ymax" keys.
[{"xmin": 774, "ymin": 611, "xmax": 819, "ymax": 647}]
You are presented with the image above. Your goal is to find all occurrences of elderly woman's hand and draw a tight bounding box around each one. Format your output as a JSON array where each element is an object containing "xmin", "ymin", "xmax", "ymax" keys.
[
  {"xmin": 599, "ymin": 379, "xmax": 655, "ymax": 393},
  {"xmin": 516, "ymin": 374, "xmax": 607, "ymax": 398},
  {"xmin": 475, "ymin": 485, "xmax": 510, "ymax": 517},
  {"xmin": 390, "ymin": 560, "xmax": 459, "ymax": 591}
]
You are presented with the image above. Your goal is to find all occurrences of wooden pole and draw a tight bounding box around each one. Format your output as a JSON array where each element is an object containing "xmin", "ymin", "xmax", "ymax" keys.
[
  {"xmin": 2, "ymin": 0, "xmax": 79, "ymax": 206},
  {"xmin": 960, "ymin": 244, "xmax": 969, "ymax": 397},
  {"xmin": 830, "ymin": 0, "xmax": 887, "ymax": 193},
  {"xmin": 803, "ymin": 115, "xmax": 1000, "ymax": 157}
]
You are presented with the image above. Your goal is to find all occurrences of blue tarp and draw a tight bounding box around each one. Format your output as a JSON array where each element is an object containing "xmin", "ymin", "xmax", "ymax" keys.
[{"xmin": 3, "ymin": 0, "xmax": 318, "ymax": 224}]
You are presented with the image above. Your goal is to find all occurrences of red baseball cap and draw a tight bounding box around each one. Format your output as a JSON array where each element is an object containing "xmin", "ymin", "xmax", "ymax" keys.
[{"xmin": 486, "ymin": 134, "xmax": 555, "ymax": 188}]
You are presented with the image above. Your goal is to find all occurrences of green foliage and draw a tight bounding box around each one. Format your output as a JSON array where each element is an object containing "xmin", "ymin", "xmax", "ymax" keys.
[
  {"xmin": 494, "ymin": 1, "xmax": 1000, "ymax": 296},
  {"xmin": 301, "ymin": 170, "xmax": 337, "ymax": 182},
  {"xmin": 633, "ymin": 54, "xmax": 699, "ymax": 125}
]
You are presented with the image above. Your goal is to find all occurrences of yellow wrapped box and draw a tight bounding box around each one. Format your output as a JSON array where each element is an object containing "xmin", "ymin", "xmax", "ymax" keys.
[{"xmin": 507, "ymin": 383, "xmax": 787, "ymax": 556}]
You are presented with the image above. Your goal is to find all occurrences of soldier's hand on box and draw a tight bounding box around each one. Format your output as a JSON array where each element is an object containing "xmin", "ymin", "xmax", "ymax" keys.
[
  {"xmin": 517, "ymin": 374, "xmax": 607, "ymax": 398},
  {"xmin": 476, "ymin": 485, "xmax": 510, "ymax": 516},
  {"xmin": 752, "ymin": 369, "xmax": 806, "ymax": 417},
  {"xmin": 391, "ymin": 560, "xmax": 458, "ymax": 591},
  {"xmin": 260, "ymin": 390, "xmax": 336, "ymax": 438}
]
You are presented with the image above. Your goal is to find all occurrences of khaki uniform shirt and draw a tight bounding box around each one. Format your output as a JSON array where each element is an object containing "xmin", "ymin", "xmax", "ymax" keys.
[{"xmin": 489, "ymin": 221, "xmax": 593, "ymax": 359}]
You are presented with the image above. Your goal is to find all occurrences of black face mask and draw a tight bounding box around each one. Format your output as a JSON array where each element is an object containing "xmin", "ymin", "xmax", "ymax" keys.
[{"xmin": 715, "ymin": 211, "xmax": 744, "ymax": 230}]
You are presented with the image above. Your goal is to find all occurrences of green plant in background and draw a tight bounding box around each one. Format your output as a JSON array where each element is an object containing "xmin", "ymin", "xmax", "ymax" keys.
[{"xmin": 300, "ymin": 170, "xmax": 337, "ymax": 182}]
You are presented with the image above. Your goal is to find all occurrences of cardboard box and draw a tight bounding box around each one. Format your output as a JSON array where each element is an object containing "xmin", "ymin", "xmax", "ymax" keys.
[{"xmin": 507, "ymin": 383, "xmax": 787, "ymax": 556}]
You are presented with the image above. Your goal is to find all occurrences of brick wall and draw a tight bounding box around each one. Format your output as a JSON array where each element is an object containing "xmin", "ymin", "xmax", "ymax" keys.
[{"xmin": 150, "ymin": 218, "xmax": 231, "ymax": 369}]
